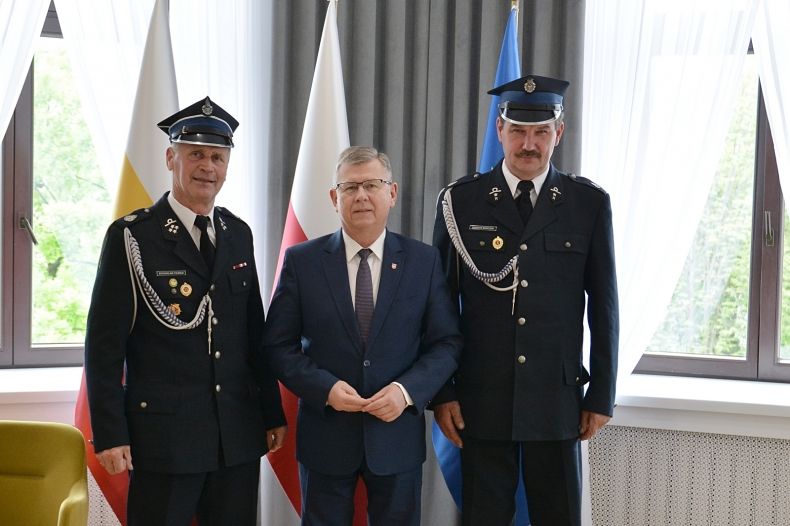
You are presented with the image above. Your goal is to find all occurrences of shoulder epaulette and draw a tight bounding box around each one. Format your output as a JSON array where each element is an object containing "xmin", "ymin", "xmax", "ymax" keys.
[
  {"xmin": 446, "ymin": 171, "xmax": 483, "ymax": 190},
  {"xmin": 566, "ymin": 172, "xmax": 605, "ymax": 193},
  {"xmin": 216, "ymin": 206, "xmax": 248, "ymax": 226},
  {"xmin": 114, "ymin": 207, "xmax": 153, "ymax": 226}
]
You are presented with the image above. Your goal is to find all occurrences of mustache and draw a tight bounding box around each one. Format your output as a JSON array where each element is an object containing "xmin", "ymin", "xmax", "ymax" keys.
[{"xmin": 515, "ymin": 150, "xmax": 541, "ymax": 158}]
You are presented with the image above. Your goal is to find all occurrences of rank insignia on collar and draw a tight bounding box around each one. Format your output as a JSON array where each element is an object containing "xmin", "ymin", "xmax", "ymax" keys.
[
  {"xmin": 218, "ymin": 215, "xmax": 227, "ymax": 231},
  {"xmin": 165, "ymin": 218, "xmax": 180, "ymax": 234},
  {"xmin": 549, "ymin": 186, "xmax": 562, "ymax": 201},
  {"xmin": 488, "ymin": 187, "xmax": 502, "ymax": 202},
  {"xmin": 168, "ymin": 303, "xmax": 181, "ymax": 316}
]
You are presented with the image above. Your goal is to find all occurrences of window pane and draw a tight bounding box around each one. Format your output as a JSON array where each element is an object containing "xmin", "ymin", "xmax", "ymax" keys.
[
  {"xmin": 646, "ymin": 56, "xmax": 758, "ymax": 359},
  {"xmin": 780, "ymin": 209, "xmax": 790, "ymax": 363},
  {"xmin": 31, "ymin": 37, "xmax": 111, "ymax": 345}
]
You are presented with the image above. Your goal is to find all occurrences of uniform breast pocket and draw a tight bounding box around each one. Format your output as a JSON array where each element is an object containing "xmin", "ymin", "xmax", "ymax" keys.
[
  {"xmin": 228, "ymin": 269, "xmax": 252, "ymax": 295},
  {"xmin": 544, "ymin": 233, "xmax": 589, "ymax": 275}
]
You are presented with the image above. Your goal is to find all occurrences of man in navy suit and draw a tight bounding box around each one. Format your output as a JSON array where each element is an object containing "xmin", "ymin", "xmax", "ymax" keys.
[
  {"xmin": 432, "ymin": 75, "xmax": 619, "ymax": 525},
  {"xmin": 264, "ymin": 146, "xmax": 462, "ymax": 526}
]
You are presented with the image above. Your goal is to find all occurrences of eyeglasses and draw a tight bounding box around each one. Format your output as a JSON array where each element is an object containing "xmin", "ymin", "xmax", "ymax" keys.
[{"xmin": 333, "ymin": 179, "xmax": 393, "ymax": 195}]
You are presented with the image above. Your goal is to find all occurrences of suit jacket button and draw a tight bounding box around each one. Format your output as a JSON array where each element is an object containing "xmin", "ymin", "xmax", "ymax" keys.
[
  {"xmin": 517, "ymin": 355, "xmax": 526, "ymax": 364},
  {"xmin": 214, "ymin": 351, "xmax": 221, "ymax": 359},
  {"xmin": 215, "ymin": 384, "xmax": 221, "ymax": 392},
  {"xmin": 517, "ymin": 317, "xmax": 526, "ymax": 325},
  {"xmin": 520, "ymin": 243, "xmax": 528, "ymax": 251},
  {"xmin": 139, "ymin": 402, "xmax": 148, "ymax": 409},
  {"xmin": 209, "ymin": 284, "xmax": 216, "ymax": 292},
  {"xmin": 363, "ymin": 360, "xmax": 371, "ymax": 367},
  {"xmin": 520, "ymin": 280, "xmax": 528, "ymax": 288},
  {"xmin": 212, "ymin": 317, "xmax": 219, "ymax": 326},
  {"xmin": 564, "ymin": 241, "xmax": 572, "ymax": 248}
]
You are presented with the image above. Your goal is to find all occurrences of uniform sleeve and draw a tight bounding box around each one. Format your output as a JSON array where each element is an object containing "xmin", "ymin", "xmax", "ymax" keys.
[
  {"xmin": 583, "ymin": 193, "xmax": 619, "ymax": 416},
  {"xmin": 84, "ymin": 225, "xmax": 134, "ymax": 452},
  {"xmin": 429, "ymin": 188, "xmax": 462, "ymax": 406},
  {"xmin": 247, "ymin": 249, "xmax": 286, "ymax": 429}
]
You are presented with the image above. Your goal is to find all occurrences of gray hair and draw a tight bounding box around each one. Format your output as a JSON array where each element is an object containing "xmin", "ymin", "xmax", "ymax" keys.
[{"xmin": 334, "ymin": 146, "xmax": 392, "ymax": 181}]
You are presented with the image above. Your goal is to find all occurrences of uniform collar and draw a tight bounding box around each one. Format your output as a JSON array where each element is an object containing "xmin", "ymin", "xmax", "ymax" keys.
[
  {"xmin": 501, "ymin": 161, "xmax": 549, "ymax": 198},
  {"xmin": 167, "ymin": 192, "xmax": 216, "ymax": 228}
]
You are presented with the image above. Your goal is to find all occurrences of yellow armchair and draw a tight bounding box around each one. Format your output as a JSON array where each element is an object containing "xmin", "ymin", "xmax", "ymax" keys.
[{"xmin": 0, "ymin": 420, "xmax": 89, "ymax": 526}]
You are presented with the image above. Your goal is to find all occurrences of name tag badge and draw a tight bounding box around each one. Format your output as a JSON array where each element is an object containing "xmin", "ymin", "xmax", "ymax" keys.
[
  {"xmin": 468, "ymin": 225, "xmax": 498, "ymax": 232},
  {"xmin": 156, "ymin": 270, "xmax": 187, "ymax": 277}
]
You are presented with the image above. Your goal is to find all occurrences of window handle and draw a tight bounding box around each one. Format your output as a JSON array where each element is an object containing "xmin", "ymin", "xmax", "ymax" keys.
[
  {"xmin": 765, "ymin": 210, "xmax": 775, "ymax": 247},
  {"xmin": 19, "ymin": 215, "xmax": 39, "ymax": 246}
]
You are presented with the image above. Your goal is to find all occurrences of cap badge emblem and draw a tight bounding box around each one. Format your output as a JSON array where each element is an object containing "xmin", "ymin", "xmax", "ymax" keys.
[
  {"xmin": 524, "ymin": 78, "xmax": 536, "ymax": 93},
  {"xmin": 201, "ymin": 101, "xmax": 213, "ymax": 116}
]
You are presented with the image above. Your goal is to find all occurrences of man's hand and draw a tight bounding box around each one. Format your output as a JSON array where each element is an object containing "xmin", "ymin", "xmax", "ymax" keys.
[
  {"xmin": 327, "ymin": 380, "xmax": 368, "ymax": 412},
  {"xmin": 579, "ymin": 410, "xmax": 610, "ymax": 441},
  {"xmin": 434, "ymin": 401, "xmax": 465, "ymax": 448},
  {"xmin": 96, "ymin": 445, "xmax": 133, "ymax": 475},
  {"xmin": 266, "ymin": 426, "xmax": 287, "ymax": 453},
  {"xmin": 363, "ymin": 384, "xmax": 408, "ymax": 422}
]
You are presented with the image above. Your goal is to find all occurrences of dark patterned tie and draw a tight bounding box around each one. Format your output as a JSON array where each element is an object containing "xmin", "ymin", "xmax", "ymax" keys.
[
  {"xmin": 194, "ymin": 215, "xmax": 215, "ymax": 270},
  {"xmin": 516, "ymin": 180, "xmax": 534, "ymax": 225},
  {"xmin": 355, "ymin": 248, "xmax": 374, "ymax": 344}
]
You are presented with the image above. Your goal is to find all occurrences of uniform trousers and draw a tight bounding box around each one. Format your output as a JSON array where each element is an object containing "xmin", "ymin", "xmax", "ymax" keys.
[
  {"xmin": 127, "ymin": 459, "xmax": 260, "ymax": 526},
  {"xmin": 299, "ymin": 459, "xmax": 422, "ymax": 526},
  {"xmin": 460, "ymin": 436, "xmax": 581, "ymax": 526}
]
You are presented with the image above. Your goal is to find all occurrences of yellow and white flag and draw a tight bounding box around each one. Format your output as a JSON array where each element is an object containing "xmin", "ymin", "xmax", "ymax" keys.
[{"xmin": 74, "ymin": 0, "xmax": 177, "ymax": 523}]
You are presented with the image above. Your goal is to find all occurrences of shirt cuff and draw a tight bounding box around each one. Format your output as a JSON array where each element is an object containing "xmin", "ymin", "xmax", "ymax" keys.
[{"xmin": 392, "ymin": 382, "xmax": 414, "ymax": 406}]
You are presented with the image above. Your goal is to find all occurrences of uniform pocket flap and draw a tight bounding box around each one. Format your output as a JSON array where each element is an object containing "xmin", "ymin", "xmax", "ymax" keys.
[{"xmin": 545, "ymin": 233, "xmax": 588, "ymax": 254}]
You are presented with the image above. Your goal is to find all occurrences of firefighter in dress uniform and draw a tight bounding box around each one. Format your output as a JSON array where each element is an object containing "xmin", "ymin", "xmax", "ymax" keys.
[
  {"xmin": 85, "ymin": 97, "xmax": 286, "ymax": 526},
  {"xmin": 431, "ymin": 75, "xmax": 619, "ymax": 526}
]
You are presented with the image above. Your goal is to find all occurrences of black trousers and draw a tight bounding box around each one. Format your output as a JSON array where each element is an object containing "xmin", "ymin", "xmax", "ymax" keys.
[
  {"xmin": 460, "ymin": 437, "xmax": 581, "ymax": 526},
  {"xmin": 127, "ymin": 460, "xmax": 260, "ymax": 526},
  {"xmin": 299, "ymin": 460, "xmax": 422, "ymax": 526}
]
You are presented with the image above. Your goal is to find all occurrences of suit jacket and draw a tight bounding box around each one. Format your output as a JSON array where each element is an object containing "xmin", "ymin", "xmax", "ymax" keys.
[
  {"xmin": 432, "ymin": 162, "xmax": 619, "ymax": 442},
  {"xmin": 264, "ymin": 229, "xmax": 462, "ymax": 476},
  {"xmin": 85, "ymin": 193, "xmax": 285, "ymax": 474}
]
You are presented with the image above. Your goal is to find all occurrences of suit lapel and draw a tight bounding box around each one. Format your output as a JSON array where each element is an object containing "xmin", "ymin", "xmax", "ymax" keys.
[
  {"xmin": 321, "ymin": 231, "xmax": 363, "ymax": 351},
  {"xmin": 522, "ymin": 165, "xmax": 563, "ymax": 240},
  {"xmin": 367, "ymin": 232, "xmax": 404, "ymax": 348},
  {"xmin": 486, "ymin": 165, "xmax": 524, "ymax": 236},
  {"xmin": 152, "ymin": 196, "xmax": 210, "ymax": 279}
]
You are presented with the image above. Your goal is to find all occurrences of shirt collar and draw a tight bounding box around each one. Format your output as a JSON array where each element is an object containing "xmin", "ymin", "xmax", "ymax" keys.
[
  {"xmin": 167, "ymin": 192, "xmax": 215, "ymax": 229},
  {"xmin": 342, "ymin": 229, "xmax": 387, "ymax": 263},
  {"xmin": 501, "ymin": 161, "xmax": 550, "ymax": 198}
]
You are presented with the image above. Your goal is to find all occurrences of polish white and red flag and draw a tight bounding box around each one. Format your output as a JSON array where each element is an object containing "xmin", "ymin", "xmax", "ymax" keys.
[{"xmin": 262, "ymin": 0, "xmax": 362, "ymax": 524}]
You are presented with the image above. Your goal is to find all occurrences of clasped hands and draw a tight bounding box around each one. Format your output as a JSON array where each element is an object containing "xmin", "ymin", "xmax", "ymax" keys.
[{"xmin": 327, "ymin": 380, "xmax": 407, "ymax": 422}]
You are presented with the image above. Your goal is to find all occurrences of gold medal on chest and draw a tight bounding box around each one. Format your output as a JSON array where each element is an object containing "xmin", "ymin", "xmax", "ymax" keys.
[
  {"xmin": 168, "ymin": 303, "xmax": 182, "ymax": 316},
  {"xmin": 180, "ymin": 282, "xmax": 192, "ymax": 297},
  {"xmin": 492, "ymin": 236, "xmax": 504, "ymax": 250}
]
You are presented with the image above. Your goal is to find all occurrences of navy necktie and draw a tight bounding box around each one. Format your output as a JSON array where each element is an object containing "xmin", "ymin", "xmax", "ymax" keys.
[
  {"xmin": 355, "ymin": 248, "xmax": 374, "ymax": 344},
  {"xmin": 516, "ymin": 180, "xmax": 534, "ymax": 225},
  {"xmin": 194, "ymin": 215, "xmax": 215, "ymax": 270}
]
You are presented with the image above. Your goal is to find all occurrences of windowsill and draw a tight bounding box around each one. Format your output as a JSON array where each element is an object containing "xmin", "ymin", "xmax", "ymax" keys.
[
  {"xmin": 0, "ymin": 367, "xmax": 83, "ymax": 404},
  {"xmin": 613, "ymin": 373, "xmax": 790, "ymax": 439}
]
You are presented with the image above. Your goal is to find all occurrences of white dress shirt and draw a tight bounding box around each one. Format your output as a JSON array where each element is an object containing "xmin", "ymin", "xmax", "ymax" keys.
[
  {"xmin": 501, "ymin": 160, "xmax": 549, "ymax": 206},
  {"xmin": 168, "ymin": 193, "xmax": 216, "ymax": 249}
]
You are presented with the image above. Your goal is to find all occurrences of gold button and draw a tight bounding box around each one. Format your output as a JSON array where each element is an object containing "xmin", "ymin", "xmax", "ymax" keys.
[
  {"xmin": 214, "ymin": 351, "xmax": 221, "ymax": 359},
  {"xmin": 215, "ymin": 385, "xmax": 221, "ymax": 392},
  {"xmin": 518, "ymin": 317, "xmax": 526, "ymax": 325},
  {"xmin": 520, "ymin": 280, "xmax": 528, "ymax": 288},
  {"xmin": 140, "ymin": 402, "xmax": 148, "ymax": 409},
  {"xmin": 517, "ymin": 355, "xmax": 526, "ymax": 364},
  {"xmin": 520, "ymin": 243, "xmax": 528, "ymax": 251},
  {"xmin": 564, "ymin": 241, "xmax": 572, "ymax": 248}
]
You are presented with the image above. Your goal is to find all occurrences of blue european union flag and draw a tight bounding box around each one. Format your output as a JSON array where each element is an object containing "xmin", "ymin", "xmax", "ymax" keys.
[{"xmin": 433, "ymin": 6, "xmax": 531, "ymax": 526}]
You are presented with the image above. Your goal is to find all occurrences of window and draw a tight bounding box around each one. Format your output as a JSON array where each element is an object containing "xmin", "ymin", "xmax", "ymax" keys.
[
  {"xmin": 1, "ymin": 5, "xmax": 111, "ymax": 367},
  {"xmin": 637, "ymin": 49, "xmax": 790, "ymax": 382}
]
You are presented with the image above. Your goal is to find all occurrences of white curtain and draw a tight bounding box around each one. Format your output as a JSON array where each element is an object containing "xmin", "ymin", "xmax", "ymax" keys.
[
  {"xmin": 0, "ymin": 0, "xmax": 49, "ymax": 135},
  {"xmin": 55, "ymin": 0, "xmax": 271, "ymax": 271},
  {"xmin": 753, "ymin": 0, "xmax": 790, "ymax": 195},
  {"xmin": 582, "ymin": 0, "xmax": 758, "ymax": 388}
]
